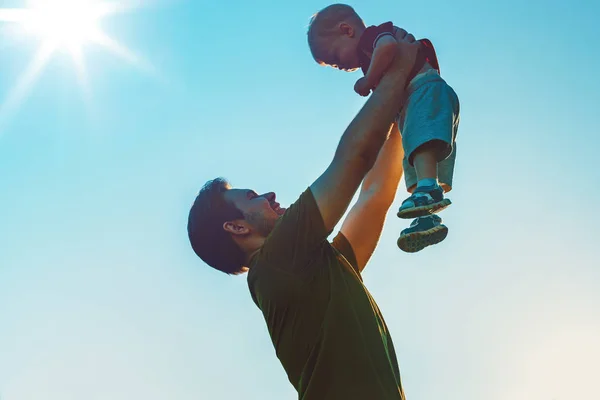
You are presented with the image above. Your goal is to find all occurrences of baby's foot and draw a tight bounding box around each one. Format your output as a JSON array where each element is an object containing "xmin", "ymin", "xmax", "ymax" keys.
[
  {"xmin": 397, "ymin": 215, "xmax": 448, "ymax": 253},
  {"xmin": 397, "ymin": 184, "xmax": 451, "ymax": 219}
]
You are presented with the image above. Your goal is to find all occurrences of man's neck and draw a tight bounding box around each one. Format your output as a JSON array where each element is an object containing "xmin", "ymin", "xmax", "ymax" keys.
[
  {"xmin": 235, "ymin": 236, "xmax": 265, "ymax": 266},
  {"xmin": 246, "ymin": 249, "xmax": 260, "ymax": 266}
]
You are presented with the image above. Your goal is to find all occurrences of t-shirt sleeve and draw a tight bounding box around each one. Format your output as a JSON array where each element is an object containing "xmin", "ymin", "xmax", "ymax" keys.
[
  {"xmin": 419, "ymin": 38, "xmax": 440, "ymax": 73},
  {"xmin": 358, "ymin": 21, "xmax": 396, "ymax": 54},
  {"xmin": 256, "ymin": 187, "xmax": 331, "ymax": 271},
  {"xmin": 331, "ymin": 232, "xmax": 360, "ymax": 275}
]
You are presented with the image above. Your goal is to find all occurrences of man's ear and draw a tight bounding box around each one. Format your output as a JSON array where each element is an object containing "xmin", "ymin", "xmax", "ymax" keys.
[
  {"xmin": 339, "ymin": 22, "xmax": 355, "ymax": 37},
  {"xmin": 223, "ymin": 220, "xmax": 250, "ymax": 236}
]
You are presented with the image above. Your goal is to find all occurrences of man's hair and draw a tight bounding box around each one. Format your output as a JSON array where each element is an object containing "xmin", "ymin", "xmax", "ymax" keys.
[
  {"xmin": 307, "ymin": 3, "xmax": 364, "ymax": 64},
  {"xmin": 187, "ymin": 178, "xmax": 247, "ymax": 275}
]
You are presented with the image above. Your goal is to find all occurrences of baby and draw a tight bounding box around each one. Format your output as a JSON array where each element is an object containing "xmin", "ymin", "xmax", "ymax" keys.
[{"xmin": 307, "ymin": 4, "xmax": 460, "ymax": 253}]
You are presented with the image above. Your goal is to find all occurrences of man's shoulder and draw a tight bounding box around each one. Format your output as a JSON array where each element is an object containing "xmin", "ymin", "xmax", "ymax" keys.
[
  {"xmin": 259, "ymin": 187, "xmax": 330, "ymax": 258},
  {"xmin": 278, "ymin": 187, "xmax": 319, "ymax": 224}
]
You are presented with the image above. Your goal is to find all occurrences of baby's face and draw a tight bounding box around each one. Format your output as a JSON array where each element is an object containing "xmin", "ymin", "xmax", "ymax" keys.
[{"xmin": 323, "ymin": 35, "xmax": 360, "ymax": 72}]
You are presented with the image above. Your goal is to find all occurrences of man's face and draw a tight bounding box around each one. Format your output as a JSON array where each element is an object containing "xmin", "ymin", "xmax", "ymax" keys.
[{"xmin": 223, "ymin": 188, "xmax": 286, "ymax": 237}]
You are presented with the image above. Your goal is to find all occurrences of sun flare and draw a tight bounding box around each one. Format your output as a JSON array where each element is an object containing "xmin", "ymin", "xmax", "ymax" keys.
[
  {"xmin": 20, "ymin": 0, "xmax": 106, "ymax": 51},
  {"xmin": 0, "ymin": 0, "xmax": 150, "ymax": 132}
]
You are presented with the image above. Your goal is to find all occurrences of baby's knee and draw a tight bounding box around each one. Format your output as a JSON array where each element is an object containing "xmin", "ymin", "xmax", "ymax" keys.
[{"xmin": 408, "ymin": 139, "xmax": 451, "ymax": 165}]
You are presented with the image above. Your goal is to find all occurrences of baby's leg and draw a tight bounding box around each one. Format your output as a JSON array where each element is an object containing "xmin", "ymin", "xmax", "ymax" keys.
[
  {"xmin": 403, "ymin": 158, "xmax": 418, "ymax": 193},
  {"xmin": 437, "ymin": 143, "xmax": 457, "ymax": 193},
  {"xmin": 404, "ymin": 145, "xmax": 455, "ymax": 194},
  {"xmin": 397, "ymin": 71, "xmax": 459, "ymax": 219},
  {"xmin": 406, "ymin": 74, "xmax": 458, "ymax": 179}
]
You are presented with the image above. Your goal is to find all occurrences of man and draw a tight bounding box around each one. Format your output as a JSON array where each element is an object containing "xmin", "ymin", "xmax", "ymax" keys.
[{"xmin": 188, "ymin": 30, "xmax": 426, "ymax": 399}]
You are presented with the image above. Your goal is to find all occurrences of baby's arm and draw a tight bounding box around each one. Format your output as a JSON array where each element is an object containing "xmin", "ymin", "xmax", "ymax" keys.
[
  {"xmin": 354, "ymin": 35, "xmax": 398, "ymax": 96},
  {"xmin": 364, "ymin": 35, "xmax": 398, "ymax": 88}
]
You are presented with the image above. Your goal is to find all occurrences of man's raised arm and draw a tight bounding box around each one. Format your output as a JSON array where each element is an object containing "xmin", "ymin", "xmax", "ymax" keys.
[
  {"xmin": 340, "ymin": 124, "xmax": 404, "ymax": 271},
  {"xmin": 310, "ymin": 39, "xmax": 419, "ymax": 232}
]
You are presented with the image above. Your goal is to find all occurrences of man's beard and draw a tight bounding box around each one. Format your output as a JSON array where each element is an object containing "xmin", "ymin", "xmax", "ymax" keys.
[{"xmin": 244, "ymin": 211, "xmax": 277, "ymax": 237}]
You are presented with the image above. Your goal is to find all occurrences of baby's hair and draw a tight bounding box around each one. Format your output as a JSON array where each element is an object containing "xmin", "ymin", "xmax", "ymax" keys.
[{"xmin": 307, "ymin": 3, "xmax": 365, "ymax": 64}]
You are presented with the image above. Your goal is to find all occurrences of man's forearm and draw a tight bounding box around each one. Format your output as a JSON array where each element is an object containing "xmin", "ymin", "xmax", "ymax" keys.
[
  {"xmin": 332, "ymin": 53, "xmax": 409, "ymax": 175},
  {"xmin": 360, "ymin": 123, "xmax": 404, "ymax": 204}
]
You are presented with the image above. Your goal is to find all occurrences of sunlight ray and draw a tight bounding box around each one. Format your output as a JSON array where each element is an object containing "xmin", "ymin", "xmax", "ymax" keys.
[
  {"xmin": 0, "ymin": 8, "xmax": 30, "ymax": 23},
  {"xmin": 92, "ymin": 1, "xmax": 137, "ymax": 16},
  {"xmin": 68, "ymin": 45, "xmax": 92, "ymax": 101},
  {"xmin": 0, "ymin": 24, "xmax": 25, "ymax": 52},
  {"xmin": 95, "ymin": 0, "xmax": 161, "ymax": 15},
  {"xmin": 90, "ymin": 29, "xmax": 154, "ymax": 73},
  {"xmin": 0, "ymin": 39, "xmax": 57, "ymax": 131}
]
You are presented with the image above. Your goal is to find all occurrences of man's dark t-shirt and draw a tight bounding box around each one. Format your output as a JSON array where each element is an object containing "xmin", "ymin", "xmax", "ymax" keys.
[{"xmin": 247, "ymin": 189, "xmax": 405, "ymax": 400}]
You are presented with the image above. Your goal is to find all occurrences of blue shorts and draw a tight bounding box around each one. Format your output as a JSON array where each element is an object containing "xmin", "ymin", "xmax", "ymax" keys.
[{"xmin": 397, "ymin": 70, "xmax": 460, "ymax": 192}]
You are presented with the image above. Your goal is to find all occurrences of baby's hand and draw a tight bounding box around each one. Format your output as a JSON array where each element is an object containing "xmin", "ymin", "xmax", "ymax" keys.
[{"xmin": 354, "ymin": 77, "xmax": 372, "ymax": 97}]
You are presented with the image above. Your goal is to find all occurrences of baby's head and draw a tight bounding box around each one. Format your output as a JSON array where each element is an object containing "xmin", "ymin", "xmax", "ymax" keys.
[{"xmin": 307, "ymin": 4, "xmax": 366, "ymax": 71}]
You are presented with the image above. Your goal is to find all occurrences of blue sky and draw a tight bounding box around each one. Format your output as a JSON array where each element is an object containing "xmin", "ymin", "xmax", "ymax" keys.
[{"xmin": 0, "ymin": 0, "xmax": 599, "ymax": 399}]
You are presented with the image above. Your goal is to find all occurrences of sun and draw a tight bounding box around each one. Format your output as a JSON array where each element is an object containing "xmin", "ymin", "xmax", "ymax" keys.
[
  {"xmin": 0, "ymin": 0, "xmax": 151, "ymax": 132},
  {"xmin": 20, "ymin": 0, "xmax": 106, "ymax": 52}
]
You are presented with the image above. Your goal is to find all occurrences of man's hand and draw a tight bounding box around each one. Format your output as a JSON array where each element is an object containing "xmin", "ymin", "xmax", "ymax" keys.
[
  {"xmin": 394, "ymin": 27, "xmax": 416, "ymax": 43},
  {"xmin": 354, "ymin": 77, "xmax": 373, "ymax": 97}
]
